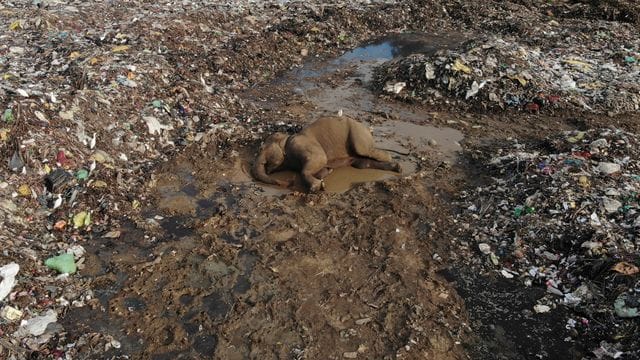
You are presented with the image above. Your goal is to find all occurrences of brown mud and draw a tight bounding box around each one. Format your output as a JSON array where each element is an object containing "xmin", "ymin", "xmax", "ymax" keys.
[{"xmin": 56, "ymin": 18, "xmax": 639, "ymax": 360}]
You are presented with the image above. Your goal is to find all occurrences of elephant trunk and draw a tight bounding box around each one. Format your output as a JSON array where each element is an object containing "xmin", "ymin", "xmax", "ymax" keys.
[{"xmin": 252, "ymin": 152, "xmax": 279, "ymax": 185}]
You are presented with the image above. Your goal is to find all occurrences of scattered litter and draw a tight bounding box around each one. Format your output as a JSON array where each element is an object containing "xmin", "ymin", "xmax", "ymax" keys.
[
  {"xmin": 593, "ymin": 341, "xmax": 624, "ymax": 359},
  {"xmin": 1, "ymin": 305, "xmax": 23, "ymax": 321},
  {"xmin": 456, "ymin": 127, "xmax": 640, "ymax": 356},
  {"xmin": 0, "ymin": 263, "xmax": 19, "ymax": 301},
  {"xmin": 13, "ymin": 310, "xmax": 58, "ymax": 338},
  {"xmin": 45, "ymin": 253, "xmax": 77, "ymax": 274}
]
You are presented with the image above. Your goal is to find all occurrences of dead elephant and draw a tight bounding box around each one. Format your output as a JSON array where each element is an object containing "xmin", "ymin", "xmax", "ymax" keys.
[{"xmin": 252, "ymin": 116, "xmax": 402, "ymax": 192}]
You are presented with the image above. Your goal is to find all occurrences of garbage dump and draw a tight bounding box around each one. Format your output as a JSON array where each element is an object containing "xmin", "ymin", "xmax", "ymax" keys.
[
  {"xmin": 454, "ymin": 128, "xmax": 640, "ymax": 357},
  {"xmin": 373, "ymin": 35, "xmax": 640, "ymax": 114}
]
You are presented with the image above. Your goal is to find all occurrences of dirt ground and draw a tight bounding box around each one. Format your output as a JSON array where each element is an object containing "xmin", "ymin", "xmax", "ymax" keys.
[
  {"xmin": 1, "ymin": 0, "xmax": 640, "ymax": 359},
  {"xmin": 64, "ymin": 46, "xmax": 476, "ymax": 359}
]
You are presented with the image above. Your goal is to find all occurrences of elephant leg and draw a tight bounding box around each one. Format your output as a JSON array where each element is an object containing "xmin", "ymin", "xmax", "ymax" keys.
[
  {"xmin": 315, "ymin": 157, "xmax": 355, "ymax": 179},
  {"xmin": 301, "ymin": 156, "xmax": 328, "ymax": 192},
  {"xmin": 315, "ymin": 167, "xmax": 333, "ymax": 179},
  {"xmin": 349, "ymin": 133, "xmax": 393, "ymax": 162},
  {"xmin": 352, "ymin": 158, "xmax": 402, "ymax": 173}
]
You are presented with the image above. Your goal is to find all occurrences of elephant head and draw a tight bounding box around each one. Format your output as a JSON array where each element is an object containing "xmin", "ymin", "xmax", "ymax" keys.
[{"xmin": 252, "ymin": 132, "xmax": 290, "ymax": 186}]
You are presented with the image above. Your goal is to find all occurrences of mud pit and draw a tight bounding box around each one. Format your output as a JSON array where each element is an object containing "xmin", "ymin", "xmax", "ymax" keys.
[
  {"xmin": 251, "ymin": 33, "xmax": 464, "ymax": 194},
  {"xmin": 259, "ymin": 120, "xmax": 462, "ymax": 194}
]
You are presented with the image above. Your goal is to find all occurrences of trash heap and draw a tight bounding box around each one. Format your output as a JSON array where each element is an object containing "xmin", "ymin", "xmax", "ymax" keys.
[
  {"xmin": 0, "ymin": 0, "xmax": 438, "ymax": 357},
  {"xmin": 454, "ymin": 128, "xmax": 640, "ymax": 357},
  {"xmin": 373, "ymin": 31, "xmax": 640, "ymax": 114}
]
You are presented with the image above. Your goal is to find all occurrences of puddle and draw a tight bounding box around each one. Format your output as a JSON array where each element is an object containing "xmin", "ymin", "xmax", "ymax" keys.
[
  {"xmin": 374, "ymin": 120, "xmax": 463, "ymax": 159},
  {"xmin": 288, "ymin": 33, "xmax": 464, "ymax": 118},
  {"xmin": 258, "ymin": 167, "xmax": 401, "ymax": 194},
  {"xmin": 340, "ymin": 32, "xmax": 464, "ymax": 62},
  {"xmin": 254, "ymin": 119, "xmax": 462, "ymax": 194},
  {"xmin": 159, "ymin": 215, "xmax": 195, "ymax": 238},
  {"xmin": 292, "ymin": 32, "xmax": 463, "ymax": 84}
]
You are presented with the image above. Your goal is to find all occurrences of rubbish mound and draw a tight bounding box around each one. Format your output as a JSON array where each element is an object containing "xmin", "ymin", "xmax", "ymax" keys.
[
  {"xmin": 372, "ymin": 33, "xmax": 640, "ymax": 114},
  {"xmin": 454, "ymin": 127, "xmax": 640, "ymax": 358}
]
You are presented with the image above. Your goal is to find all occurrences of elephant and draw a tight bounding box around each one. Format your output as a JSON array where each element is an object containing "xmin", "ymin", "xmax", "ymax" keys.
[{"xmin": 252, "ymin": 116, "xmax": 402, "ymax": 192}]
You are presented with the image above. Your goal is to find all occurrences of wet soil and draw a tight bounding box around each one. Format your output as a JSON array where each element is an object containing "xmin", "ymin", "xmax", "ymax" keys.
[{"xmin": 60, "ymin": 27, "xmax": 639, "ymax": 360}]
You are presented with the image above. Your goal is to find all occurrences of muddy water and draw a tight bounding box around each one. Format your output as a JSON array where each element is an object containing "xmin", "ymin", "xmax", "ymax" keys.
[
  {"xmin": 374, "ymin": 120, "xmax": 463, "ymax": 159},
  {"xmin": 261, "ymin": 167, "xmax": 400, "ymax": 194},
  {"xmin": 288, "ymin": 33, "xmax": 463, "ymax": 120},
  {"xmin": 259, "ymin": 120, "xmax": 463, "ymax": 194},
  {"xmin": 291, "ymin": 32, "xmax": 464, "ymax": 85}
]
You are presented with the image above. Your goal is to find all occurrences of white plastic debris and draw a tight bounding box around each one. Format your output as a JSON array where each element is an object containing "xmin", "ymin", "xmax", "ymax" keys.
[
  {"xmin": 67, "ymin": 245, "xmax": 86, "ymax": 259},
  {"xmin": 581, "ymin": 241, "xmax": 602, "ymax": 250},
  {"xmin": 1, "ymin": 305, "xmax": 24, "ymax": 321},
  {"xmin": 0, "ymin": 262, "xmax": 20, "ymax": 301},
  {"xmin": 589, "ymin": 138, "xmax": 609, "ymax": 152},
  {"xmin": 500, "ymin": 269, "xmax": 515, "ymax": 278},
  {"xmin": 602, "ymin": 197, "xmax": 622, "ymax": 214},
  {"xmin": 593, "ymin": 341, "xmax": 624, "ymax": 359},
  {"xmin": 13, "ymin": 309, "xmax": 58, "ymax": 338},
  {"xmin": 533, "ymin": 304, "xmax": 551, "ymax": 313},
  {"xmin": 604, "ymin": 188, "xmax": 620, "ymax": 197},
  {"xmin": 563, "ymin": 293, "xmax": 582, "ymax": 306},
  {"xmin": 424, "ymin": 63, "xmax": 436, "ymax": 80},
  {"xmin": 478, "ymin": 243, "xmax": 491, "ymax": 255},
  {"xmin": 547, "ymin": 286, "xmax": 564, "ymax": 297},
  {"xmin": 384, "ymin": 81, "xmax": 406, "ymax": 94},
  {"xmin": 465, "ymin": 80, "xmax": 486, "ymax": 99},
  {"xmin": 143, "ymin": 116, "xmax": 173, "ymax": 135},
  {"xmin": 596, "ymin": 162, "xmax": 621, "ymax": 175},
  {"xmin": 559, "ymin": 74, "xmax": 576, "ymax": 90}
]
